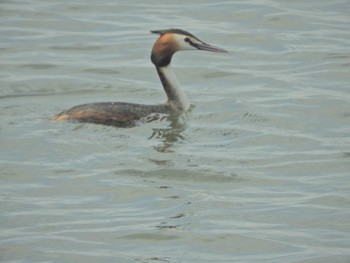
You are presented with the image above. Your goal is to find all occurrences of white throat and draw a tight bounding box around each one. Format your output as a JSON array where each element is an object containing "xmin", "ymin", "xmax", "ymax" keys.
[{"xmin": 157, "ymin": 64, "xmax": 190, "ymax": 112}]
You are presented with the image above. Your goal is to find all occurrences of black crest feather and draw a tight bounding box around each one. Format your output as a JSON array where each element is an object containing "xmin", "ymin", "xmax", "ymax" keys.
[{"xmin": 151, "ymin": 28, "xmax": 199, "ymax": 40}]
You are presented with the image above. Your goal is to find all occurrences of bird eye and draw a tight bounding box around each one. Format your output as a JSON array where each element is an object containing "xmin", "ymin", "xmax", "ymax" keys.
[{"xmin": 184, "ymin": 37, "xmax": 190, "ymax": 43}]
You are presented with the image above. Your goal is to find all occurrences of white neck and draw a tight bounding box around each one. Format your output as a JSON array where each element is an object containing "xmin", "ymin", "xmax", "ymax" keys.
[{"xmin": 156, "ymin": 64, "xmax": 190, "ymax": 112}]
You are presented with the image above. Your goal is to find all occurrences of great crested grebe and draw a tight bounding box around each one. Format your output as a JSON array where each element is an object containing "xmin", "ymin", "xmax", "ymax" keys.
[{"xmin": 51, "ymin": 29, "xmax": 227, "ymax": 127}]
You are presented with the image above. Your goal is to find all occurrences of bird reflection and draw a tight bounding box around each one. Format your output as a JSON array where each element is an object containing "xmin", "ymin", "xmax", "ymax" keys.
[{"xmin": 148, "ymin": 115, "xmax": 188, "ymax": 153}]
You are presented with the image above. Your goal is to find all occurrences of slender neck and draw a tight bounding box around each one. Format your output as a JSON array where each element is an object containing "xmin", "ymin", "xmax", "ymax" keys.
[{"xmin": 156, "ymin": 64, "xmax": 190, "ymax": 112}]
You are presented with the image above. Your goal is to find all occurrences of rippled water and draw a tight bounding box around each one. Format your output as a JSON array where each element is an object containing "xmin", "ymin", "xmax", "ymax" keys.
[{"xmin": 1, "ymin": 1, "xmax": 350, "ymax": 262}]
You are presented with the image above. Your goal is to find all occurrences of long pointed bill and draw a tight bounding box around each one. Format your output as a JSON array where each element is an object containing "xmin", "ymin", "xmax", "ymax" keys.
[{"xmin": 194, "ymin": 42, "xmax": 228, "ymax": 53}]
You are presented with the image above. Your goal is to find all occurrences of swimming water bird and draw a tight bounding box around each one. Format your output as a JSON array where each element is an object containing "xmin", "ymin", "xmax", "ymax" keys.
[{"xmin": 51, "ymin": 29, "xmax": 227, "ymax": 127}]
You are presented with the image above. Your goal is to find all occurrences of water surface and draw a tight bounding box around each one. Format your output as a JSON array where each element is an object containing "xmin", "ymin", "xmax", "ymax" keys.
[{"xmin": 1, "ymin": 1, "xmax": 350, "ymax": 262}]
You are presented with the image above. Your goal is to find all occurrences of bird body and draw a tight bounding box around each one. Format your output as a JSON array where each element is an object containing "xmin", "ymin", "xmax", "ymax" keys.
[{"xmin": 51, "ymin": 29, "xmax": 227, "ymax": 127}]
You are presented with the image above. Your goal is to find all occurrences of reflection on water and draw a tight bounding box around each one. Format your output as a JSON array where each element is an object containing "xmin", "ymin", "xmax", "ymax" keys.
[{"xmin": 149, "ymin": 115, "xmax": 188, "ymax": 153}]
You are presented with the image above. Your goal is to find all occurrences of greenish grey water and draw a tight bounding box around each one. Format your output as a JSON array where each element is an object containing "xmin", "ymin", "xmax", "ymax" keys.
[{"xmin": 1, "ymin": 1, "xmax": 350, "ymax": 262}]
